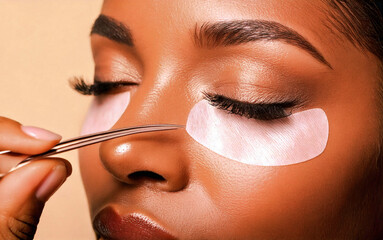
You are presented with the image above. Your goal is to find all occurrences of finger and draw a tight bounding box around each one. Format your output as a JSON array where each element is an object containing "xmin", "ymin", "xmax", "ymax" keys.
[
  {"xmin": 0, "ymin": 117, "xmax": 62, "ymax": 155},
  {"xmin": 0, "ymin": 153, "xmax": 26, "ymax": 173},
  {"xmin": 0, "ymin": 158, "xmax": 71, "ymax": 240}
]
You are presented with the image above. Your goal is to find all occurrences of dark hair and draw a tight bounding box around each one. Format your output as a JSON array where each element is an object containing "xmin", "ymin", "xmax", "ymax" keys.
[
  {"xmin": 324, "ymin": 1, "xmax": 383, "ymax": 175},
  {"xmin": 325, "ymin": 0, "xmax": 383, "ymax": 136},
  {"xmin": 323, "ymin": 0, "xmax": 383, "ymax": 60}
]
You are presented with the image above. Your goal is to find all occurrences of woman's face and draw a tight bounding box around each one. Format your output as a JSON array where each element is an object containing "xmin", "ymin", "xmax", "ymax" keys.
[{"xmin": 79, "ymin": 0, "xmax": 383, "ymax": 239}]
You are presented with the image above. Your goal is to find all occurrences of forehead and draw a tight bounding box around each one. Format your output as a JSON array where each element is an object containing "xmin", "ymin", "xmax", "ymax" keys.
[
  {"xmin": 99, "ymin": 0, "xmax": 368, "ymax": 71},
  {"xmin": 100, "ymin": 0, "xmax": 328, "ymax": 40}
]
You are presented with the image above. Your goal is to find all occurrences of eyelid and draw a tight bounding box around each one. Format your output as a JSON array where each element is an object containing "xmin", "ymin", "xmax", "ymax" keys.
[
  {"xmin": 203, "ymin": 92, "xmax": 298, "ymax": 120},
  {"xmin": 92, "ymin": 80, "xmax": 138, "ymax": 95},
  {"xmin": 70, "ymin": 76, "xmax": 139, "ymax": 96},
  {"xmin": 203, "ymin": 91, "xmax": 298, "ymax": 107}
]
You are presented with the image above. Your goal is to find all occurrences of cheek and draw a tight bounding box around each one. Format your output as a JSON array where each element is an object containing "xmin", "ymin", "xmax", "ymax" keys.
[
  {"xmin": 186, "ymin": 100, "xmax": 329, "ymax": 166},
  {"xmin": 81, "ymin": 91, "xmax": 130, "ymax": 135}
]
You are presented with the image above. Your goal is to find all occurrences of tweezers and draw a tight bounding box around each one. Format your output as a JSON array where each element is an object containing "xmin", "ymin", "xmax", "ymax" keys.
[{"xmin": 0, "ymin": 124, "xmax": 183, "ymax": 179}]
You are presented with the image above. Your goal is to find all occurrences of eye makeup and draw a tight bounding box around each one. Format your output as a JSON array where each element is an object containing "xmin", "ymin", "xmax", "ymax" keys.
[
  {"xmin": 186, "ymin": 98, "xmax": 329, "ymax": 166},
  {"xmin": 71, "ymin": 77, "xmax": 138, "ymax": 96},
  {"xmin": 203, "ymin": 92, "xmax": 297, "ymax": 121}
]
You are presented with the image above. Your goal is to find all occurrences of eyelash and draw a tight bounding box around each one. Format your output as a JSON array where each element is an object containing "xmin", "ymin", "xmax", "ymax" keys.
[
  {"xmin": 71, "ymin": 77, "xmax": 296, "ymax": 120},
  {"xmin": 70, "ymin": 77, "xmax": 138, "ymax": 96},
  {"xmin": 203, "ymin": 92, "xmax": 296, "ymax": 121}
]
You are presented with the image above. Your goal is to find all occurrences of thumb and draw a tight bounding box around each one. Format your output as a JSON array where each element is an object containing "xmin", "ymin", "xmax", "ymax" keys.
[{"xmin": 0, "ymin": 158, "xmax": 71, "ymax": 240}]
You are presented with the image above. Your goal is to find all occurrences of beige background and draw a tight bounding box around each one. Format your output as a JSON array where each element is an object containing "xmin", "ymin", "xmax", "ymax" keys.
[{"xmin": 0, "ymin": 1, "xmax": 103, "ymax": 239}]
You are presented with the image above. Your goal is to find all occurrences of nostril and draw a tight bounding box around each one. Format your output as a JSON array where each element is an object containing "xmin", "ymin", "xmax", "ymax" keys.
[{"xmin": 128, "ymin": 171, "xmax": 166, "ymax": 182}]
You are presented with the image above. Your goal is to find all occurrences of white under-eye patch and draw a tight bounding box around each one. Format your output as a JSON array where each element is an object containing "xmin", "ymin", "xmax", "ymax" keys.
[
  {"xmin": 81, "ymin": 92, "xmax": 130, "ymax": 135},
  {"xmin": 186, "ymin": 100, "xmax": 329, "ymax": 166}
]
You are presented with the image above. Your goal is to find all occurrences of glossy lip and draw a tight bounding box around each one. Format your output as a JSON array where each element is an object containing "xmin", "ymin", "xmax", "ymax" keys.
[{"xmin": 93, "ymin": 206, "xmax": 177, "ymax": 240}]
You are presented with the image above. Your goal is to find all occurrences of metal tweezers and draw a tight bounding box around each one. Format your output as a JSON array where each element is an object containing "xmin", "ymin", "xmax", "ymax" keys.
[{"xmin": 0, "ymin": 124, "xmax": 183, "ymax": 179}]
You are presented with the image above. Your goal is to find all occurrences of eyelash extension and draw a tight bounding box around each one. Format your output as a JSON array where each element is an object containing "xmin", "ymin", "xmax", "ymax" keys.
[
  {"xmin": 70, "ymin": 77, "xmax": 138, "ymax": 96},
  {"xmin": 203, "ymin": 92, "xmax": 297, "ymax": 121}
]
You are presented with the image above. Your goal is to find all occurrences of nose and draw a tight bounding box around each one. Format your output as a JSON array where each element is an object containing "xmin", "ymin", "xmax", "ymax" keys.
[
  {"xmin": 98, "ymin": 82, "xmax": 191, "ymax": 192},
  {"xmin": 99, "ymin": 128, "xmax": 189, "ymax": 192}
]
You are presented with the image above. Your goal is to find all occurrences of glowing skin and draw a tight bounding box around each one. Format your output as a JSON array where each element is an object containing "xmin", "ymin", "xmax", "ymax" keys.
[
  {"xmin": 81, "ymin": 91, "xmax": 130, "ymax": 135},
  {"xmin": 79, "ymin": 1, "xmax": 383, "ymax": 239},
  {"xmin": 186, "ymin": 100, "xmax": 329, "ymax": 166}
]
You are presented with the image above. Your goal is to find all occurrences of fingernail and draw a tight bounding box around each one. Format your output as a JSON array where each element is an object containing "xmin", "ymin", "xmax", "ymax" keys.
[
  {"xmin": 35, "ymin": 165, "xmax": 68, "ymax": 202},
  {"xmin": 21, "ymin": 126, "xmax": 61, "ymax": 141}
]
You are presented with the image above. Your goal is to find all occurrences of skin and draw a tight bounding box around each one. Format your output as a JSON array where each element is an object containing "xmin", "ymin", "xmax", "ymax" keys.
[
  {"xmin": 0, "ymin": 118, "xmax": 71, "ymax": 239},
  {"xmin": 79, "ymin": 0, "xmax": 383, "ymax": 239},
  {"xmin": 80, "ymin": 0, "xmax": 381, "ymax": 239},
  {"xmin": 0, "ymin": 1, "xmax": 380, "ymax": 239}
]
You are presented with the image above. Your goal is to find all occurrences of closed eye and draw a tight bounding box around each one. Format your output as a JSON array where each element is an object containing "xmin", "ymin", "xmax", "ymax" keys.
[
  {"xmin": 70, "ymin": 76, "xmax": 138, "ymax": 96},
  {"xmin": 203, "ymin": 92, "xmax": 297, "ymax": 121}
]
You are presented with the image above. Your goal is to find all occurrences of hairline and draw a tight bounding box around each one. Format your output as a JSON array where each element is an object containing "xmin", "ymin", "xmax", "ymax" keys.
[{"xmin": 320, "ymin": 0, "xmax": 383, "ymax": 60}]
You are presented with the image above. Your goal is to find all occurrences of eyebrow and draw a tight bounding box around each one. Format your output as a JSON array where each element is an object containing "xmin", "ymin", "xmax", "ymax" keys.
[
  {"xmin": 91, "ymin": 15, "xmax": 332, "ymax": 69},
  {"xmin": 91, "ymin": 14, "xmax": 134, "ymax": 46},
  {"xmin": 194, "ymin": 20, "xmax": 332, "ymax": 69}
]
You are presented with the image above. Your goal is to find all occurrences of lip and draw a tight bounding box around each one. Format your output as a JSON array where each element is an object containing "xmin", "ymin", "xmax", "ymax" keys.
[{"xmin": 93, "ymin": 206, "xmax": 177, "ymax": 240}]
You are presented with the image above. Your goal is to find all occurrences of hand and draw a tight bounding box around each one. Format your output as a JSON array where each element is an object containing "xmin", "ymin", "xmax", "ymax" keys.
[{"xmin": 0, "ymin": 117, "xmax": 71, "ymax": 240}]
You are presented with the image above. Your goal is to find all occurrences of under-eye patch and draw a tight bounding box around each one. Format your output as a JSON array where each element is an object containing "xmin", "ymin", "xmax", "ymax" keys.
[
  {"xmin": 81, "ymin": 92, "xmax": 131, "ymax": 135},
  {"xmin": 186, "ymin": 100, "xmax": 329, "ymax": 166}
]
